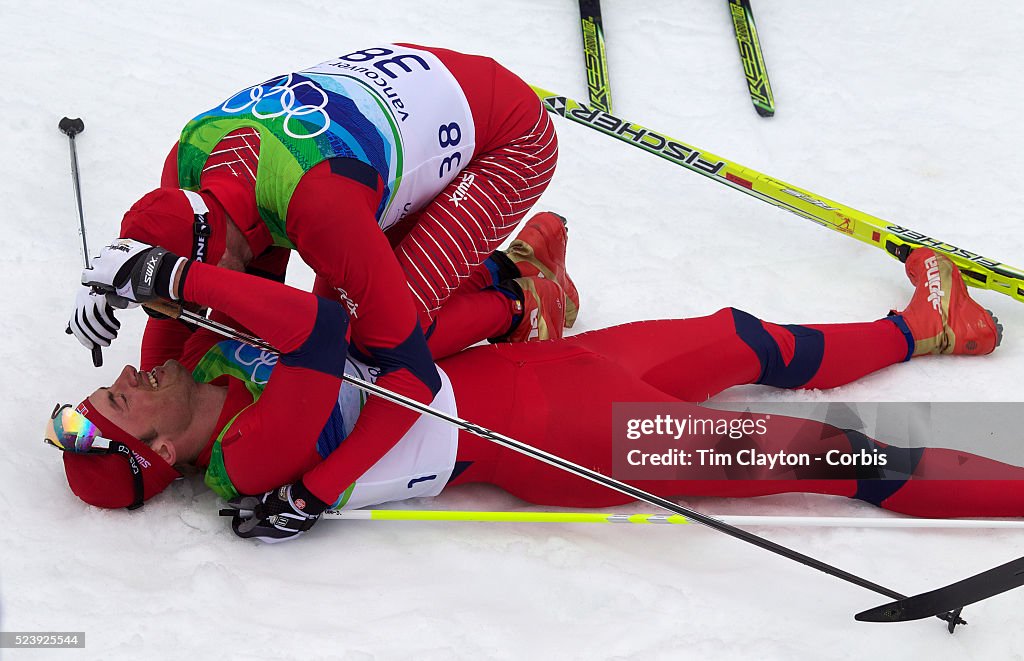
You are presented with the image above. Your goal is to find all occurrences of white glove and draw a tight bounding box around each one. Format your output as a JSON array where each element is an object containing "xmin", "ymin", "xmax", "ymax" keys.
[
  {"xmin": 68, "ymin": 286, "xmax": 121, "ymax": 351},
  {"xmin": 82, "ymin": 239, "xmax": 153, "ymax": 308},
  {"xmin": 82, "ymin": 238, "xmax": 186, "ymax": 308}
]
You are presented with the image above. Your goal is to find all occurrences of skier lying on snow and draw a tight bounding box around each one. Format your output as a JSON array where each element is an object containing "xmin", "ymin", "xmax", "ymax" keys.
[{"xmin": 49, "ymin": 221, "xmax": 1009, "ymax": 542}]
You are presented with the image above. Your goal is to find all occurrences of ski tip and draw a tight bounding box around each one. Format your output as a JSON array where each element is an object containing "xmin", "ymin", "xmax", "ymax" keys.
[
  {"xmin": 755, "ymin": 105, "xmax": 775, "ymax": 118},
  {"xmin": 855, "ymin": 601, "xmax": 968, "ymax": 629},
  {"xmin": 854, "ymin": 603, "xmax": 906, "ymax": 623}
]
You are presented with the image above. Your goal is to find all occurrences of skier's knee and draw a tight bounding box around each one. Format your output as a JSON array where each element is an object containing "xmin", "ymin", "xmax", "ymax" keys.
[{"xmin": 729, "ymin": 308, "xmax": 824, "ymax": 388}]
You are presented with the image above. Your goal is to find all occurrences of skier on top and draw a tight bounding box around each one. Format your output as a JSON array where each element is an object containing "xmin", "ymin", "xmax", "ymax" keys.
[
  {"xmin": 65, "ymin": 44, "xmax": 577, "ymax": 501},
  {"xmin": 49, "ymin": 232, "xmax": 1008, "ymax": 542}
]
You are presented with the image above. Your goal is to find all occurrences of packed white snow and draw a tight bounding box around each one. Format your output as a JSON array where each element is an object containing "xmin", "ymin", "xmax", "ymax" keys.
[{"xmin": 3, "ymin": 1, "xmax": 1023, "ymax": 659}]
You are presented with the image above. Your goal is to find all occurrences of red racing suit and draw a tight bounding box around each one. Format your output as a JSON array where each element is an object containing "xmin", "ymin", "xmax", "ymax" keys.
[
  {"xmin": 131, "ymin": 45, "xmax": 557, "ymax": 493},
  {"xmin": 142, "ymin": 44, "xmax": 556, "ymax": 368},
  {"xmin": 179, "ymin": 263, "xmax": 1024, "ymax": 518}
]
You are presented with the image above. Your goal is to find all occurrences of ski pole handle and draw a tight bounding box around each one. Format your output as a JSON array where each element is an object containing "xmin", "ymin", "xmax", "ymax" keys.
[
  {"xmin": 64, "ymin": 325, "xmax": 104, "ymax": 368},
  {"xmin": 58, "ymin": 117, "xmax": 85, "ymax": 138},
  {"xmin": 142, "ymin": 299, "xmax": 183, "ymax": 319}
]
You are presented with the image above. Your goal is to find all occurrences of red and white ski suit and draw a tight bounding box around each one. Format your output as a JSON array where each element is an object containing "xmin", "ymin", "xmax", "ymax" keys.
[{"xmin": 132, "ymin": 45, "xmax": 558, "ymax": 501}]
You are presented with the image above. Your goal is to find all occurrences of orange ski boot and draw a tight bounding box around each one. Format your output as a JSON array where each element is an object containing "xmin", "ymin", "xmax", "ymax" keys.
[
  {"xmin": 891, "ymin": 248, "xmax": 1002, "ymax": 357},
  {"xmin": 505, "ymin": 212, "xmax": 580, "ymax": 328},
  {"xmin": 490, "ymin": 276, "xmax": 566, "ymax": 343}
]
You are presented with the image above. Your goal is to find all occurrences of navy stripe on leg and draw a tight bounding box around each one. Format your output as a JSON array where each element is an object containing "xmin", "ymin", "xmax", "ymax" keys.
[
  {"xmin": 887, "ymin": 314, "xmax": 916, "ymax": 362},
  {"xmin": 845, "ymin": 430, "xmax": 925, "ymax": 507},
  {"xmin": 730, "ymin": 308, "xmax": 825, "ymax": 389}
]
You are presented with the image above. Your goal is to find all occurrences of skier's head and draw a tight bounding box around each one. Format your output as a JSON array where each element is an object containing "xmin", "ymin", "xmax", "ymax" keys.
[
  {"xmin": 50, "ymin": 360, "xmax": 199, "ymax": 509},
  {"xmin": 120, "ymin": 188, "xmax": 227, "ymax": 268}
]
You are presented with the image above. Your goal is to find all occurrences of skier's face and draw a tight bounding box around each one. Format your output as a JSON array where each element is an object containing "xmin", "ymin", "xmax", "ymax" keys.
[{"xmin": 87, "ymin": 360, "xmax": 195, "ymax": 443}]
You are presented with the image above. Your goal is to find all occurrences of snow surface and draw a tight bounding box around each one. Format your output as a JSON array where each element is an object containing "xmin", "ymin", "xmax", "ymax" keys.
[{"xmin": 4, "ymin": 1, "xmax": 1024, "ymax": 659}]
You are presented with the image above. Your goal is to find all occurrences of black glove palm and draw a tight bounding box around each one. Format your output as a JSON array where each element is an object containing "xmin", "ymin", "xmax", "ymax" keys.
[{"xmin": 226, "ymin": 481, "xmax": 328, "ymax": 543}]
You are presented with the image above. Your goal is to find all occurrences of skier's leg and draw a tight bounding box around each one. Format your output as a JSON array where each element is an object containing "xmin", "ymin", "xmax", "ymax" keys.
[
  {"xmin": 444, "ymin": 334, "xmax": 1024, "ymax": 516},
  {"xmin": 393, "ymin": 66, "xmax": 557, "ymax": 330},
  {"xmin": 569, "ymin": 310, "xmax": 909, "ymax": 401}
]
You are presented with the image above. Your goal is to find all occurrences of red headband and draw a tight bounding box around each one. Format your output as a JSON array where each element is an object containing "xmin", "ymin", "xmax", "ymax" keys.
[{"xmin": 62, "ymin": 399, "xmax": 181, "ymax": 509}]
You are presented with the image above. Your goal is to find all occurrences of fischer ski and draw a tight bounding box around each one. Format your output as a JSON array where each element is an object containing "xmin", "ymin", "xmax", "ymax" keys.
[
  {"xmin": 578, "ymin": 0, "xmax": 612, "ymax": 113},
  {"xmin": 728, "ymin": 0, "xmax": 775, "ymax": 116},
  {"xmin": 856, "ymin": 555, "xmax": 1024, "ymax": 632},
  {"xmin": 531, "ymin": 86, "xmax": 1024, "ymax": 305}
]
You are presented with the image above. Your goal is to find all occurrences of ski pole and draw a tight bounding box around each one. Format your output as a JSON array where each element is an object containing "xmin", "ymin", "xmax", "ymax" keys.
[
  {"xmin": 532, "ymin": 86, "xmax": 1024, "ymax": 305},
  {"xmin": 59, "ymin": 117, "xmax": 90, "ymax": 264},
  {"xmin": 282, "ymin": 508, "xmax": 1024, "ymax": 529},
  {"xmin": 147, "ymin": 301, "xmax": 986, "ymax": 629},
  {"xmin": 143, "ymin": 301, "xmax": 275, "ymax": 353},
  {"xmin": 59, "ymin": 116, "xmax": 103, "ymax": 368}
]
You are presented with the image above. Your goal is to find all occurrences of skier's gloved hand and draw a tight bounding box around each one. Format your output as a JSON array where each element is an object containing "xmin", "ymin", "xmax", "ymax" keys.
[
  {"xmin": 226, "ymin": 480, "xmax": 328, "ymax": 543},
  {"xmin": 68, "ymin": 285, "xmax": 121, "ymax": 351},
  {"xmin": 82, "ymin": 238, "xmax": 189, "ymax": 308}
]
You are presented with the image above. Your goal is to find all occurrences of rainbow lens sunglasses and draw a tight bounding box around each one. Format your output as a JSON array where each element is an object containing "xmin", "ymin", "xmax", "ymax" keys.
[
  {"xmin": 45, "ymin": 403, "xmax": 113, "ymax": 453},
  {"xmin": 45, "ymin": 403, "xmax": 145, "ymax": 509}
]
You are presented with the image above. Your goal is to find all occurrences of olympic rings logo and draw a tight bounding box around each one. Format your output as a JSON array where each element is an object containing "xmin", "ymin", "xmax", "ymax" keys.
[
  {"xmin": 233, "ymin": 344, "xmax": 279, "ymax": 385},
  {"xmin": 221, "ymin": 73, "xmax": 331, "ymax": 139}
]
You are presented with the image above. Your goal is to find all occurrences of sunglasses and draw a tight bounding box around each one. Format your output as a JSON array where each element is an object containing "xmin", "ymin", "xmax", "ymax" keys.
[
  {"xmin": 45, "ymin": 403, "xmax": 145, "ymax": 509},
  {"xmin": 45, "ymin": 403, "xmax": 113, "ymax": 453}
]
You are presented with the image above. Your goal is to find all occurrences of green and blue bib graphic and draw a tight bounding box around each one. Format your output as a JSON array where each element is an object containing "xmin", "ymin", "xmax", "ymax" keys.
[
  {"xmin": 192, "ymin": 337, "xmax": 458, "ymax": 510},
  {"xmin": 193, "ymin": 340, "xmax": 350, "ymax": 500},
  {"xmin": 178, "ymin": 45, "xmax": 475, "ymax": 248}
]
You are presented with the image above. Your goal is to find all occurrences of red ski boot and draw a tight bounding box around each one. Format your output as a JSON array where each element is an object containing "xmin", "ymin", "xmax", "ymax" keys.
[
  {"xmin": 892, "ymin": 248, "xmax": 1002, "ymax": 356},
  {"xmin": 505, "ymin": 212, "xmax": 580, "ymax": 328},
  {"xmin": 491, "ymin": 276, "xmax": 566, "ymax": 343}
]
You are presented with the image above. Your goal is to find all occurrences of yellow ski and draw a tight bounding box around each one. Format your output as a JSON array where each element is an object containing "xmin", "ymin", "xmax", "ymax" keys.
[
  {"xmin": 578, "ymin": 0, "xmax": 613, "ymax": 113},
  {"xmin": 728, "ymin": 0, "xmax": 775, "ymax": 116},
  {"xmin": 533, "ymin": 86, "xmax": 1024, "ymax": 304}
]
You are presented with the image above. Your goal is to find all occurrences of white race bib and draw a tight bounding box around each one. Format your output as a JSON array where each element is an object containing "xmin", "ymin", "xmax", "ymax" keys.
[
  {"xmin": 334, "ymin": 357, "xmax": 458, "ymax": 510},
  {"xmin": 303, "ymin": 45, "xmax": 476, "ymax": 230}
]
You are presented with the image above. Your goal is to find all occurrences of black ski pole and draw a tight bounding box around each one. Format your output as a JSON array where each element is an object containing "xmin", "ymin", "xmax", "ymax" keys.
[{"xmin": 59, "ymin": 116, "xmax": 103, "ymax": 368}]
